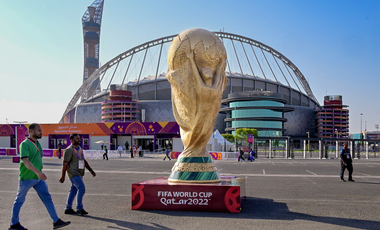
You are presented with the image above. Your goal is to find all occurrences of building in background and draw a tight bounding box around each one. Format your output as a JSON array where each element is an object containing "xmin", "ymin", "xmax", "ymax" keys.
[
  {"xmin": 317, "ymin": 95, "xmax": 349, "ymax": 139},
  {"xmin": 82, "ymin": 0, "xmax": 104, "ymax": 100},
  {"xmin": 0, "ymin": 123, "xmax": 179, "ymax": 151},
  {"xmin": 61, "ymin": 28, "xmax": 320, "ymax": 138},
  {"xmin": 221, "ymin": 91, "xmax": 294, "ymax": 137},
  {"xmin": 101, "ymin": 85, "xmax": 140, "ymax": 123}
]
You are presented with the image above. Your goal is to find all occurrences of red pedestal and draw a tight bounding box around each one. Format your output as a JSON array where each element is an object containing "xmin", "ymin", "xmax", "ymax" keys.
[
  {"xmin": 12, "ymin": 156, "xmax": 20, "ymax": 163},
  {"xmin": 132, "ymin": 176, "xmax": 245, "ymax": 213}
]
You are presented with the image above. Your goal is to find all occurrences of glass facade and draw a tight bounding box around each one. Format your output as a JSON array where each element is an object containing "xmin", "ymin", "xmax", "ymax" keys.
[
  {"xmin": 230, "ymin": 101, "xmax": 284, "ymax": 107},
  {"xmin": 227, "ymin": 109, "xmax": 282, "ymax": 119},
  {"xmin": 223, "ymin": 94, "xmax": 290, "ymax": 137},
  {"xmin": 229, "ymin": 120, "xmax": 282, "ymax": 129},
  {"xmin": 231, "ymin": 130, "xmax": 282, "ymax": 137}
]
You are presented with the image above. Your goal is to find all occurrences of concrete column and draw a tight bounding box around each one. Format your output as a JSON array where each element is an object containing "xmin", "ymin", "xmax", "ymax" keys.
[
  {"xmin": 269, "ymin": 140, "xmax": 272, "ymax": 158},
  {"xmin": 350, "ymin": 141, "xmax": 354, "ymax": 159},
  {"xmin": 319, "ymin": 140, "xmax": 322, "ymax": 159},
  {"xmin": 303, "ymin": 140, "xmax": 306, "ymax": 159},
  {"xmin": 366, "ymin": 141, "xmax": 369, "ymax": 159},
  {"xmin": 285, "ymin": 139, "xmax": 289, "ymax": 159},
  {"xmin": 336, "ymin": 141, "xmax": 339, "ymax": 158}
]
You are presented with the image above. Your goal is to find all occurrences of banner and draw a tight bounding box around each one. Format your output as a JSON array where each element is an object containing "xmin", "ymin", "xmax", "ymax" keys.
[
  {"xmin": 16, "ymin": 126, "xmax": 26, "ymax": 155},
  {"xmin": 0, "ymin": 148, "xmax": 7, "ymax": 155},
  {"xmin": 132, "ymin": 177, "xmax": 243, "ymax": 213},
  {"xmin": 248, "ymin": 133, "xmax": 253, "ymax": 144}
]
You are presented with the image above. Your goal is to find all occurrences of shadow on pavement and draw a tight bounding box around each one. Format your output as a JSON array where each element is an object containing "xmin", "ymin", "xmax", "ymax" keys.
[
  {"xmin": 145, "ymin": 197, "xmax": 380, "ymax": 230},
  {"xmin": 354, "ymin": 181, "xmax": 380, "ymax": 185},
  {"xmin": 85, "ymin": 215, "xmax": 174, "ymax": 230},
  {"xmin": 43, "ymin": 163, "xmax": 62, "ymax": 166}
]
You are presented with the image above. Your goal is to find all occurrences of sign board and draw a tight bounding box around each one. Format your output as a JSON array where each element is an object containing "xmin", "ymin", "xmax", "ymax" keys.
[
  {"xmin": 248, "ymin": 133, "xmax": 253, "ymax": 144},
  {"xmin": 16, "ymin": 126, "xmax": 26, "ymax": 155},
  {"xmin": 132, "ymin": 177, "xmax": 245, "ymax": 213}
]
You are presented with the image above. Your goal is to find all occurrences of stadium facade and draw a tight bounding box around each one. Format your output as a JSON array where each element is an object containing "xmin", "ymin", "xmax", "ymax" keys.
[{"xmin": 61, "ymin": 30, "xmax": 320, "ymax": 139}]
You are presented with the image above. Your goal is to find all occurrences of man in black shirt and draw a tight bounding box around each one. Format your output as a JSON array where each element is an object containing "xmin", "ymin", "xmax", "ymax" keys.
[
  {"xmin": 340, "ymin": 144, "xmax": 354, "ymax": 182},
  {"xmin": 238, "ymin": 148, "xmax": 245, "ymax": 162}
]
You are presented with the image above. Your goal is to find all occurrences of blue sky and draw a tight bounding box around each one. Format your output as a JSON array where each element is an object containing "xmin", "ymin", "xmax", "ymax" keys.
[{"xmin": 0, "ymin": 0, "xmax": 379, "ymax": 134}]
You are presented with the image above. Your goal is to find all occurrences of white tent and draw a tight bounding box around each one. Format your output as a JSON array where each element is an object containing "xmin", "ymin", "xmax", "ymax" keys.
[
  {"xmin": 207, "ymin": 129, "xmax": 234, "ymax": 151},
  {"xmin": 211, "ymin": 129, "xmax": 232, "ymax": 145}
]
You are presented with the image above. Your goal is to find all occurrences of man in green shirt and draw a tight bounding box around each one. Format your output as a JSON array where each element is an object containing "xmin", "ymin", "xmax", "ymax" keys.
[
  {"xmin": 59, "ymin": 133, "xmax": 96, "ymax": 216},
  {"xmin": 9, "ymin": 123, "xmax": 71, "ymax": 230}
]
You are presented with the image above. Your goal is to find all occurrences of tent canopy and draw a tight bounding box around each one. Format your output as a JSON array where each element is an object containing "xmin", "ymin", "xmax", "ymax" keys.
[{"xmin": 211, "ymin": 129, "xmax": 233, "ymax": 145}]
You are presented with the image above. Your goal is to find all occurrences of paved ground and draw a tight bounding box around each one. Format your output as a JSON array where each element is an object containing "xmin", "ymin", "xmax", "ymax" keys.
[{"xmin": 0, "ymin": 156, "xmax": 380, "ymax": 230}]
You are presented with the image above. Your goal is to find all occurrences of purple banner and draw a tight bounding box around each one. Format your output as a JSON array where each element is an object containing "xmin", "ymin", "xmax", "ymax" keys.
[
  {"xmin": 42, "ymin": 149, "xmax": 54, "ymax": 157},
  {"xmin": 109, "ymin": 122, "xmax": 180, "ymax": 135},
  {"xmin": 0, "ymin": 148, "xmax": 7, "ymax": 155},
  {"xmin": 7, "ymin": 149, "xmax": 16, "ymax": 156},
  {"xmin": 0, "ymin": 148, "xmax": 54, "ymax": 157},
  {"xmin": 16, "ymin": 126, "xmax": 27, "ymax": 155}
]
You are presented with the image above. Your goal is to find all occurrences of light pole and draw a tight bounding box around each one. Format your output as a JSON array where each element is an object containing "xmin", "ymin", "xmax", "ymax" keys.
[
  {"xmin": 360, "ymin": 113, "xmax": 363, "ymax": 136},
  {"xmin": 306, "ymin": 131, "xmax": 310, "ymax": 154},
  {"xmin": 376, "ymin": 124, "xmax": 380, "ymax": 153},
  {"xmin": 234, "ymin": 107, "xmax": 237, "ymax": 152},
  {"xmin": 13, "ymin": 121, "xmax": 27, "ymax": 127}
]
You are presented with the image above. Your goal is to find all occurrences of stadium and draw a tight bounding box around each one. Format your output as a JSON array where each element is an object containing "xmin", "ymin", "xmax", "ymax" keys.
[
  {"xmin": 60, "ymin": 0, "xmax": 320, "ymax": 142},
  {"xmin": 61, "ymin": 33, "xmax": 319, "ymax": 137}
]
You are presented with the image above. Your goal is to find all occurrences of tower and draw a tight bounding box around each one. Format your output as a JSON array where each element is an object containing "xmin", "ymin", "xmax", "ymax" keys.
[
  {"xmin": 317, "ymin": 95, "xmax": 349, "ymax": 139},
  {"xmin": 82, "ymin": 0, "xmax": 104, "ymax": 100}
]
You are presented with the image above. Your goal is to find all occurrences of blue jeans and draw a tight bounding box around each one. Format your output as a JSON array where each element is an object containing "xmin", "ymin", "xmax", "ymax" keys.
[
  {"xmin": 66, "ymin": 176, "xmax": 86, "ymax": 210},
  {"xmin": 11, "ymin": 179, "xmax": 59, "ymax": 225}
]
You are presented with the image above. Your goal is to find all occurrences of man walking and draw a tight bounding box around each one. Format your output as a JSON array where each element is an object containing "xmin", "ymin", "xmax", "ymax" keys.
[
  {"xmin": 249, "ymin": 148, "xmax": 255, "ymax": 162},
  {"xmin": 340, "ymin": 144, "xmax": 354, "ymax": 182},
  {"xmin": 125, "ymin": 141, "xmax": 129, "ymax": 153},
  {"xmin": 117, "ymin": 145, "xmax": 123, "ymax": 158},
  {"xmin": 238, "ymin": 148, "xmax": 245, "ymax": 162},
  {"xmin": 57, "ymin": 142, "xmax": 62, "ymax": 159},
  {"xmin": 130, "ymin": 145, "xmax": 134, "ymax": 158},
  {"xmin": 9, "ymin": 123, "xmax": 70, "ymax": 230},
  {"xmin": 103, "ymin": 145, "xmax": 108, "ymax": 160},
  {"xmin": 59, "ymin": 133, "xmax": 96, "ymax": 216},
  {"xmin": 163, "ymin": 147, "xmax": 171, "ymax": 161}
]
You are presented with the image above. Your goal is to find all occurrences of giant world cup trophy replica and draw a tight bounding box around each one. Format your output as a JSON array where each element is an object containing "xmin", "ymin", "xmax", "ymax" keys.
[{"xmin": 166, "ymin": 28, "xmax": 228, "ymax": 183}]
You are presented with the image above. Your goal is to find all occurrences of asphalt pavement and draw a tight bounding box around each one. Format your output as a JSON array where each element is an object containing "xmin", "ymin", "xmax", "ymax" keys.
[{"xmin": 1, "ymin": 156, "xmax": 380, "ymax": 230}]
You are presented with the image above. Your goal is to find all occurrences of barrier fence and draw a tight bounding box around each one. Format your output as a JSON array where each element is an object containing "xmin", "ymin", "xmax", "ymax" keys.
[{"xmin": 2, "ymin": 137, "xmax": 379, "ymax": 160}]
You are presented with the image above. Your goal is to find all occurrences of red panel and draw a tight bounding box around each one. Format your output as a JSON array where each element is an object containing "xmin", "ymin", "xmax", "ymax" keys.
[
  {"xmin": 132, "ymin": 177, "xmax": 244, "ymax": 213},
  {"xmin": 12, "ymin": 156, "xmax": 20, "ymax": 163}
]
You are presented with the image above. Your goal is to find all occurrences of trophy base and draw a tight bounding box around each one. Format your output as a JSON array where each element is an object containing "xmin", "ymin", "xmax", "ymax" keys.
[
  {"xmin": 168, "ymin": 171, "xmax": 221, "ymax": 183},
  {"xmin": 132, "ymin": 176, "xmax": 245, "ymax": 213},
  {"xmin": 168, "ymin": 156, "xmax": 221, "ymax": 183}
]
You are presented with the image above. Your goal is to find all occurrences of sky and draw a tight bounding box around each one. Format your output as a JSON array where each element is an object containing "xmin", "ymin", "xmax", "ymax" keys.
[{"xmin": 0, "ymin": 0, "xmax": 379, "ymax": 134}]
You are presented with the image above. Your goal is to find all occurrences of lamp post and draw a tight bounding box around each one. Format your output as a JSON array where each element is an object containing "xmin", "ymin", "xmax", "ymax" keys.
[
  {"xmin": 234, "ymin": 107, "xmax": 237, "ymax": 152},
  {"xmin": 306, "ymin": 131, "xmax": 310, "ymax": 155},
  {"xmin": 360, "ymin": 113, "xmax": 363, "ymax": 136},
  {"xmin": 13, "ymin": 121, "xmax": 27, "ymax": 127}
]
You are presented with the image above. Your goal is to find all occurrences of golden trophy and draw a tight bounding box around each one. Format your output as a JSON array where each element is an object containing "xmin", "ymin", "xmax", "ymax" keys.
[{"xmin": 166, "ymin": 28, "xmax": 228, "ymax": 183}]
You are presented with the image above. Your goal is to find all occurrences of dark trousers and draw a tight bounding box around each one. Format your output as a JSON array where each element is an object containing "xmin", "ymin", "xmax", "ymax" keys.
[
  {"xmin": 238, "ymin": 154, "xmax": 245, "ymax": 161},
  {"xmin": 103, "ymin": 153, "xmax": 108, "ymax": 160},
  {"xmin": 341, "ymin": 163, "xmax": 353, "ymax": 180},
  {"xmin": 130, "ymin": 151, "xmax": 134, "ymax": 158},
  {"xmin": 163, "ymin": 154, "xmax": 171, "ymax": 160}
]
